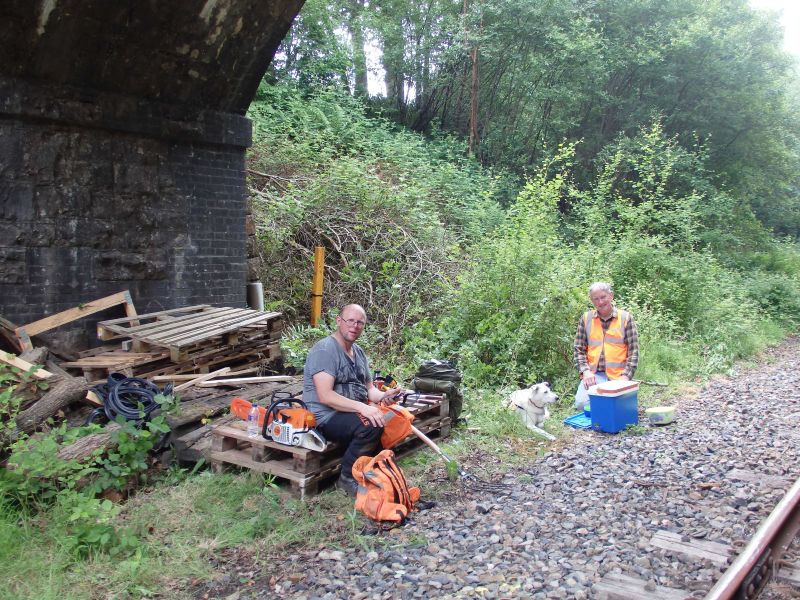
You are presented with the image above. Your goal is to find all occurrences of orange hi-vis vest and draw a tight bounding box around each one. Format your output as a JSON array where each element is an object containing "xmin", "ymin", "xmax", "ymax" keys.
[{"xmin": 583, "ymin": 309, "xmax": 630, "ymax": 379}]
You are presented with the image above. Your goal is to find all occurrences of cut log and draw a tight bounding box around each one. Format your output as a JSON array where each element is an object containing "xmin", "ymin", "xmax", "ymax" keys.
[
  {"xmin": 12, "ymin": 376, "xmax": 90, "ymax": 437},
  {"xmin": 57, "ymin": 423, "xmax": 121, "ymax": 462},
  {"xmin": 85, "ymin": 390, "xmax": 103, "ymax": 407},
  {"xmin": 19, "ymin": 347, "xmax": 49, "ymax": 366},
  {"xmin": 165, "ymin": 394, "xmax": 241, "ymax": 429}
]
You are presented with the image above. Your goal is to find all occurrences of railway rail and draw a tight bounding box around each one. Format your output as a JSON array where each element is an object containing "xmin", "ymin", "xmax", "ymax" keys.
[{"xmin": 706, "ymin": 475, "xmax": 800, "ymax": 600}]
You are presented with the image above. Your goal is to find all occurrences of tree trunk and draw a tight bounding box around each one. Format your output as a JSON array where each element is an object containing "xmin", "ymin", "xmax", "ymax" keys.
[
  {"xmin": 348, "ymin": 0, "xmax": 369, "ymax": 97},
  {"xmin": 468, "ymin": 42, "xmax": 479, "ymax": 156},
  {"xmin": 57, "ymin": 423, "xmax": 120, "ymax": 462},
  {"xmin": 463, "ymin": 0, "xmax": 481, "ymax": 156},
  {"xmin": 13, "ymin": 376, "xmax": 90, "ymax": 438}
]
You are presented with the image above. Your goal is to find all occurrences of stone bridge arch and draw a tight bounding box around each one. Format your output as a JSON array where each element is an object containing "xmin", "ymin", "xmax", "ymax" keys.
[{"xmin": 0, "ymin": 0, "xmax": 304, "ymax": 349}]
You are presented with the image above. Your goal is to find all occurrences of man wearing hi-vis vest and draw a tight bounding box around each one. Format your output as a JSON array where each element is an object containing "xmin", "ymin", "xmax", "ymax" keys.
[{"xmin": 573, "ymin": 282, "xmax": 639, "ymax": 410}]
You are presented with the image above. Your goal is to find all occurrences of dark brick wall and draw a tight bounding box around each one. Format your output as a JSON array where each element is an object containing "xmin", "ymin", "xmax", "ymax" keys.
[
  {"xmin": 0, "ymin": 77, "xmax": 249, "ymax": 349},
  {"xmin": 0, "ymin": 1, "xmax": 306, "ymax": 350}
]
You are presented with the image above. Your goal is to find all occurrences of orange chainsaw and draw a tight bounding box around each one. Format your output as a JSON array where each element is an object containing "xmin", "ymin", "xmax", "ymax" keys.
[{"xmin": 230, "ymin": 393, "xmax": 327, "ymax": 452}]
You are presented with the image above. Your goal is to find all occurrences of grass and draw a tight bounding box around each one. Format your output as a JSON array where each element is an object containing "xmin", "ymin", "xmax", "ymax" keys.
[{"xmin": 0, "ymin": 470, "xmax": 361, "ymax": 600}]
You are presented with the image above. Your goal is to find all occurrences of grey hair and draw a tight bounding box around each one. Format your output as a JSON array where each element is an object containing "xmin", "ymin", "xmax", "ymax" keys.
[{"xmin": 588, "ymin": 282, "xmax": 612, "ymax": 297}]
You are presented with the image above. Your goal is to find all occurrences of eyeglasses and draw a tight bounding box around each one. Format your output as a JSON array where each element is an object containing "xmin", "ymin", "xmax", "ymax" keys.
[{"xmin": 340, "ymin": 318, "xmax": 366, "ymax": 328}]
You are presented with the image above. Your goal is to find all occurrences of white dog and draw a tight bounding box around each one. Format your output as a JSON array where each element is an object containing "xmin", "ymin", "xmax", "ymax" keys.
[{"xmin": 505, "ymin": 382, "xmax": 559, "ymax": 441}]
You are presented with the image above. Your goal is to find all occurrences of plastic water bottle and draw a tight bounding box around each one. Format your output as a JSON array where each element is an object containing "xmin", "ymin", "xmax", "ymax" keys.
[{"xmin": 247, "ymin": 403, "xmax": 260, "ymax": 438}]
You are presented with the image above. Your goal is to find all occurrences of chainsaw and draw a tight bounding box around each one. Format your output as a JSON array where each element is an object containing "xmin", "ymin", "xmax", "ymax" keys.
[{"xmin": 230, "ymin": 393, "xmax": 327, "ymax": 452}]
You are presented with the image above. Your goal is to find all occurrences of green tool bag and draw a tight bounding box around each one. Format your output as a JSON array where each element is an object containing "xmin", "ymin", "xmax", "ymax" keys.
[{"xmin": 412, "ymin": 360, "xmax": 464, "ymax": 422}]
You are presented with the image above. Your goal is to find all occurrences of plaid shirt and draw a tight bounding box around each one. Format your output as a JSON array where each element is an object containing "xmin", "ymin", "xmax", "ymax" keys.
[{"xmin": 573, "ymin": 306, "xmax": 639, "ymax": 378}]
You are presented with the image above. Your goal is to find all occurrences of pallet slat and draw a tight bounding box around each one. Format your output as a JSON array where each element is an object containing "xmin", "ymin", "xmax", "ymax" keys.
[
  {"xmin": 102, "ymin": 308, "xmax": 246, "ymax": 346},
  {"xmin": 122, "ymin": 308, "xmax": 248, "ymax": 341},
  {"xmin": 97, "ymin": 306, "xmax": 283, "ymax": 358},
  {"xmin": 102, "ymin": 307, "xmax": 240, "ymax": 340},
  {"xmin": 154, "ymin": 312, "xmax": 273, "ymax": 345}
]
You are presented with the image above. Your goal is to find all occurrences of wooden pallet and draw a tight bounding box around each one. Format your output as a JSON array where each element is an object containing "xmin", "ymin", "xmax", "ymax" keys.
[
  {"xmin": 61, "ymin": 349, "xmax": 170, "ymax": 381},
  {"xmin": 209, "ymin": 396, "xmax": 451, "ymax": 500},
  {"xmin": 131, "ymin": 341, "xmax": 282, "ymax": 380},
  {"xmin": 399, "ymin": 393, "xmax": 449, "ymax": 422},
  {"xmin": 209, "ymin": 421, "xmax": 344, "ymax": 499},
  {"xmin": 96, "ymin": 305, "xmax": 282, "ymax": 361}
]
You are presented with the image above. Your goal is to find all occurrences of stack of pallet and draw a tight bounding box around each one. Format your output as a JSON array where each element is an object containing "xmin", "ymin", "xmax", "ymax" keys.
[
  {"xmin": 61, "ymin": 304, "xmax": 283, "ymax": 383},
  {"xmin": 209, "ymin": 393, "xmax": 452, "ymax": 499}
]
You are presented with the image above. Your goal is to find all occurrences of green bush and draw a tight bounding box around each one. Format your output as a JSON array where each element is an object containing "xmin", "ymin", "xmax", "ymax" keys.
[
  {"xmin": 416, "ymin": 124, "xmax": 799, "ymax": 395},
  {"xmin": 741, "ymin": 271, "xmax": 800, "ymax": 325},
  {"xmin": 0, "ymin": 393, "xmax": 177, "ymax": 560},
  {"xmin": 247, "ymin": 83, "xmax": 505, "ymax": 353}
]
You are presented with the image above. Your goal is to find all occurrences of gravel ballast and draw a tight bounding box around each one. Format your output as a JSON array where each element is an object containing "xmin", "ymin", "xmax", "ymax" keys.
[{"xmin": 240, "ymin": 341, "xmax": 800, "ymax": 599}]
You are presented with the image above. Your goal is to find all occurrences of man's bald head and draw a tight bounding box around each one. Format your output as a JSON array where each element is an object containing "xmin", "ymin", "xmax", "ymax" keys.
[{"xmin": 339, "ymin": 304, "xmax": 367, "ymax": 319}]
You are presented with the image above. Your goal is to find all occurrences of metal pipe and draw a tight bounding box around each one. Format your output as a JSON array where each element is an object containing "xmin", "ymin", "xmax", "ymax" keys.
[
  {"xmin": 246, "ymin": 281, "xmax": 264, "ymax": 311},
  {"xmin": 705, "ymin": 474, "xmax": 800, "ymax": 600}
]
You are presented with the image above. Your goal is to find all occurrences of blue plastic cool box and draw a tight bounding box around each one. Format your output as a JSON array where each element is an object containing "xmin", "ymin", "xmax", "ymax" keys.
[{"xmin": 588, "ymin": 380, "xmax": 639, "ymax": 433}]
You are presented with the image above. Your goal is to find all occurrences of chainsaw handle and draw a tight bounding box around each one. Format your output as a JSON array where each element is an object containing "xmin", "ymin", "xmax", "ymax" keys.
[{"xmin": 261, "ymin": 392, "xmax": 304, "ymax": 439}]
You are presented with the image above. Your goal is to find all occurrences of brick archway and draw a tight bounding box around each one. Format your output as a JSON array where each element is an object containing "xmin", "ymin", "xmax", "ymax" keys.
[{"xmin": 0, "ymin": 1, "xmax": 304, "ymax": 347}]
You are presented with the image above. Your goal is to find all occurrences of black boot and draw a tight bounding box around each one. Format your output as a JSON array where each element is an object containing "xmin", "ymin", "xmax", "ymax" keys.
[{"xmin": 336, "ymin": 470, "xmax": 358, "ymax": 497}]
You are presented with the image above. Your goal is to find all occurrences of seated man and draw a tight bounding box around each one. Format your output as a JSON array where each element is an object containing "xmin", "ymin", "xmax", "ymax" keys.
[
  {"xmin": 302, "ymin": 304, "xmax": 401, "ymax": 496},
  {"xmin": 573, "ymin": 282, "xmax": 639, "ymax": 410}
]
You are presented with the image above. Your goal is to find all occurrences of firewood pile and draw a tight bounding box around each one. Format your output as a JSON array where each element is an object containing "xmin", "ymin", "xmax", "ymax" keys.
[{"xmin": 0, "ymin": 290, "xmax": 300, "ymax": 465}]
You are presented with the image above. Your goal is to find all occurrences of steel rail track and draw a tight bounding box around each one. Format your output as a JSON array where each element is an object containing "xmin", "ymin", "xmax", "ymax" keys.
[{"xmin": 705, "ymin": 475, "xmax": 800, "ymax": 600}]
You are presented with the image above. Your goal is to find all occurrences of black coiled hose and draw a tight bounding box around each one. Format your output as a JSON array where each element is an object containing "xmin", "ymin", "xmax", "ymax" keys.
[{"xmin": 86, "ymin": 372, "xmax": 174, "ymax": 425}]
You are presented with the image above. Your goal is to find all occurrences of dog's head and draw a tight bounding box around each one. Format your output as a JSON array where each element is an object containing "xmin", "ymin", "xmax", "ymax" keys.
[
  {"xmin": 527, "ymin": 382, "xmax": 559, "ymax": 406},
  {"xmin": 506, "ymin": 381, "xmax": 559, "ymax": 410}
]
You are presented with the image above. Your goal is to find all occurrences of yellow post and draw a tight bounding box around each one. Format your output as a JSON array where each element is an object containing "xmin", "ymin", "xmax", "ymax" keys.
[{"xmin": 311, "ymin": 246, "xmax": 325, "ymax": 327}]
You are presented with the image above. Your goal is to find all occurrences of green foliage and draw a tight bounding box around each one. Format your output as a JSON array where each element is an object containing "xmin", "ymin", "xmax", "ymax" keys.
[
  {"xmin": 248, "ymin": 83, "xmax": 504, "ymax": 354},
  {"xmin": 0, "ymin": 363, "xmax": 50, "ymax": 452},
  {"xmin": 282, "ymin": 0, "xmax": 800, "ymax": 238},
  {"xmin": 52, "ymin": 493, "xmax": 139, "ymax": 558},
  {"xmin": 269, "ymin": 0, "xmax": 352, "ymax": 89},
  {"xmin": 0, "ymin": 394, "xmax": 178, "ymax": 560},
  {"xmin": 577, "ymin": 121, "xmax": 704, "ymax": 250},
  {"xmin": 431, "ymin": 146, "xmax": 586, "ymax": 387},
  {"xmin": 420, "ymin": 122, "xmax": 798, "ymax": 393}
]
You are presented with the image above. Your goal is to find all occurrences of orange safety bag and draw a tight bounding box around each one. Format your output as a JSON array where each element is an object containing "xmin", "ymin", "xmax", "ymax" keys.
[
  {"xmin": 379, "ymin": 404, "xmax": 414, "ymax": 449},
  {"xmin": 352, "ymin": 449, "xmax": 421, "ymax": 523}
]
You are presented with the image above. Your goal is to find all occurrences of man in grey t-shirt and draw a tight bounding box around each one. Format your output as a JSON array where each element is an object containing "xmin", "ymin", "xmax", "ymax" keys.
[{"xmin": 303, "ymin": 304, "xmax": 402, "ymax": 496}]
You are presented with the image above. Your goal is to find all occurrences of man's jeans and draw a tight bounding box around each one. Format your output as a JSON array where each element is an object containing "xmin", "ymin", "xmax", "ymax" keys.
[{"xmin": 574, "ymin": 371, "xmax": 609, "ymax": 410}]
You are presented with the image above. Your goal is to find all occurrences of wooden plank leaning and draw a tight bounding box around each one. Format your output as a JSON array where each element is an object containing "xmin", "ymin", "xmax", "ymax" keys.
[
  {"xmin": 0, "ymin": 350, "xmax": 53, "ymax": 379},
  {"xmin": 197, "ymin": 375, "xmax": 297, "ymax": 387},
  {"xmin": 15, "ymin": 290, "xmax": 138, "ymax": 352},
  {"xmin": 173, "ymin": 367, "xmax": 232, "ymax": 393}
]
